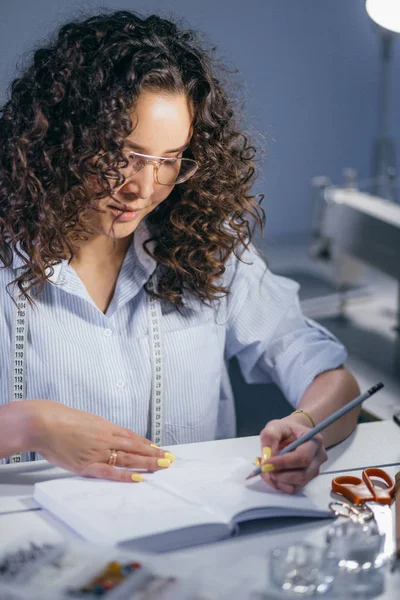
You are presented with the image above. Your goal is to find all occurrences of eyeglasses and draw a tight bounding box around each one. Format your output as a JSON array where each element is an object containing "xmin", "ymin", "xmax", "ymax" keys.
[{"xmin": 115, "ymin": 150, "xmax": 199, "ymax": 186}]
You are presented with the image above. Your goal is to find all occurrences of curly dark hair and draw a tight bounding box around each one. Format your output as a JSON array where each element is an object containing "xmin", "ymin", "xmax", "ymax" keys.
[{"xmin": 0, "ymin": 10, "xmax": 265, "ymax": 306}]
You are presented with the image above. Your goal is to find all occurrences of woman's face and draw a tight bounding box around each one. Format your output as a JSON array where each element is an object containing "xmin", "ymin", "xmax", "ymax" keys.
[{"xmin": 86, "ymin": 91, "xmax": 193, "ymax": 241}]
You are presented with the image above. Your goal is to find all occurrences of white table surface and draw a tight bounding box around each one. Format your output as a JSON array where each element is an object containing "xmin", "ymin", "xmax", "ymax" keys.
[
  {"xmin": 1, "ymin": 421, "xmax": 400, "ymax": 599},
  {"xmin": 4, "ymin": 419, "xmax": 397, "ymax": 499}
]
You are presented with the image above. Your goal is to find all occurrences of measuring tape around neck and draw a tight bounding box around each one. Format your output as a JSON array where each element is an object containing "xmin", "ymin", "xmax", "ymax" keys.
[
  {"xmin": 8, "ymin": 293, "xmax": 28, "ymax": 463},
  {"xmin": 146, "ymin": 275, "xmax": 165, "ymax": 447},
  {"xmin": 7, "ymin": 276, "xmax": 166, "ymax": 462}
]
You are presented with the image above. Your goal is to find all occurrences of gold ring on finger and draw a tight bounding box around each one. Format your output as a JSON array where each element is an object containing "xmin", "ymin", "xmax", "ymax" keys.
[{"xmin": 108, "ymin": 449, "xmax": 118, "ymax": 466}]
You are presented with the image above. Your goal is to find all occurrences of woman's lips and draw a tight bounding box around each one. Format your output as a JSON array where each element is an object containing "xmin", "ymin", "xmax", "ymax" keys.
[{"xmin": 108, "ymin": 205, "xmax": 141, "ymax": 222}]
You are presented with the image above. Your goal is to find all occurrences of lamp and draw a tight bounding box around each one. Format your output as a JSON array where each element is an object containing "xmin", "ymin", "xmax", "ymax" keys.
[
  {"xmin": 365, "ymin": 0, "xmax": 400, "ymax": 202},
  {"xmin": 366, "ymin": 0, "xmax": 400, "ymax": 34}
]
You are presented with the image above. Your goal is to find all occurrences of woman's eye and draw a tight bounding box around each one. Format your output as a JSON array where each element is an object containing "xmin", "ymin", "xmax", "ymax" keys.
[{"xmin": 126, "ymin": 154, "xmax": 142, "ymax": 167}]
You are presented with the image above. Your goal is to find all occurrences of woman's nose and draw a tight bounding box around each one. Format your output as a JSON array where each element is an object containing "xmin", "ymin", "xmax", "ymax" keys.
[{"xmin": 124, "ymin": 163, "xmax": 155, "ymax": 199}]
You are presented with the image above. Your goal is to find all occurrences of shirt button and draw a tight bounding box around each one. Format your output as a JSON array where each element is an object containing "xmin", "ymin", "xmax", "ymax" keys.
[
  {"xmin": 116, "ymin": 380, "xmax": 125, "ymax": 389},
  {"xmin": 104, "ymin": 328, "xmax": 113, "ymax": 337}
]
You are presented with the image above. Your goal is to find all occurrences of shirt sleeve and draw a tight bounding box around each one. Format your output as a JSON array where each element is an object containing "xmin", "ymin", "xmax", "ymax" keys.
[{"xmin": 224, "ymin": 244, "xmax": 347, "ymax": 407}]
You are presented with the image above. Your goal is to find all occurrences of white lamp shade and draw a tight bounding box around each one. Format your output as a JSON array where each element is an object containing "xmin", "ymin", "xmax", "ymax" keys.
[{"xmin": 366, "ymin": 0, "xmax": 400, "ymax": 34}]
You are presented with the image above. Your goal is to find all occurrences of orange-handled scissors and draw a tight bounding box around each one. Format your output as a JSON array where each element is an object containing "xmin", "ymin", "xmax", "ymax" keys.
[
  {"xmin": 331, "ymin": 468, "xmax": 395, "ymax": 562},
  {"xmin": 331, "ymin": 467, "xmax": 395, "ymax": 505}
]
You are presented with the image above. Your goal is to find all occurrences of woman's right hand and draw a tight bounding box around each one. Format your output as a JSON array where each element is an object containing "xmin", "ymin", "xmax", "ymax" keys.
[{"xmin": 20, "ymin": 399, "xmax": 173, "ymax": 481}]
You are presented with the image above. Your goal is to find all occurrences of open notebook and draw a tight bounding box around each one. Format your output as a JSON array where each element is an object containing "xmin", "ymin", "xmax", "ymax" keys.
[{"xmin": 34, "ymin": 457, "xmax": 332, "ymax": 551}]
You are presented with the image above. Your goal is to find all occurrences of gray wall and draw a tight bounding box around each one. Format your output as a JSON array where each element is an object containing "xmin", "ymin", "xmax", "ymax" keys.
[{"xmin": 1, "ymin": 0, "xmax": 399, "ymax": 239}]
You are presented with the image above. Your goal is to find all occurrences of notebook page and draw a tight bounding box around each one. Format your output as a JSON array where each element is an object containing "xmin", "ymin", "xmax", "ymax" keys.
[
  {"xmin": 147, "ymin": 457, "xmax": 249, "ymax": 508},
  {"xmin": 34, "ymin": 476, "xmax": 229, "ymax": 546},
  {"xmin": 149, "ymin": 457, "xmax": 330, "ymax": 523},
  {"xmin": 149, "ymin": 457, "xmax": 248, "ymax": 488}
]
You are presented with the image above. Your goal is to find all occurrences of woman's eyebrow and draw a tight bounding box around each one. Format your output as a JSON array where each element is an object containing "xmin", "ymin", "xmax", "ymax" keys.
[{"xmin": 124, "ymin": 141, "xmax": 188, "ymax": 153}]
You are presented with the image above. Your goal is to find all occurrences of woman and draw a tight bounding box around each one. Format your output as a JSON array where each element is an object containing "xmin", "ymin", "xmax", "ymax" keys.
[{"xmin": 0, "ymin": 11, "xmax": 360, "ymax": 493}]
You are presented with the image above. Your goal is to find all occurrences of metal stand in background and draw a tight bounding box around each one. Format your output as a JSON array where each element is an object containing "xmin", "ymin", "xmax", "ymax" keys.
[
  {"xmin": 309, "ymin": 175, "xmax": 332, "ymax": 261},
  {"xmin": 370, "ymin": 31, "xmax": 397, "ymax": 203}
]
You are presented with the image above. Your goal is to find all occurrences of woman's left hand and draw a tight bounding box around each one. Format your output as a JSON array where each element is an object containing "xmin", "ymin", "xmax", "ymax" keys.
[{"xmin": 258, "ymin": 417, "xmax": 328, "ymax": 494}]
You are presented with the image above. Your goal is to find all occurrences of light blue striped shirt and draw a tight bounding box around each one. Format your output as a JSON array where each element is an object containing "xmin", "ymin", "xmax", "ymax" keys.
[{"xmin": 0, "ymin": 221, "xmax": 346, "ymax": 459}]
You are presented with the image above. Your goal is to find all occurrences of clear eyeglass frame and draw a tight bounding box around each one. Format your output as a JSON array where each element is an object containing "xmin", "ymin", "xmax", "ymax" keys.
[{"xmin": 106, "ymin": 150, "xmax": 199, "ymax": 186}]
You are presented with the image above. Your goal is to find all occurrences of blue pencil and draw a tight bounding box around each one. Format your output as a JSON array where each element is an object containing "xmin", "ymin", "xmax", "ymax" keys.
[{"xmin": 246, "ymin": 382, "xmax": 384, "ymax": 480}]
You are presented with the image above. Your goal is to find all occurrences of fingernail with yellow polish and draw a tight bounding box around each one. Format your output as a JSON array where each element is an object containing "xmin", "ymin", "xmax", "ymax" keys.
[
  {"xmin": 131, "ymin": 473, "xmax": 143, "ymax": 482},
  {"xmin": 157, "ymin": 458, "xmax": 171, "ymax": 468},
  {"xmin": 262, "ymin": 446, "xmax": 272, "ymax": 462},
  {"xmin": 164, "ymin": 452, "xmax": 175, "ymax": 462},
  {"xmin": 261, "ymin": 463, "xmax": 275, "ymax": 473},
  {"xmin": 254, "ymin": 457, "xmax": 261, "ymax": 467},
  {"xmin": 150, "ymin": 443, "xmax": 159, "ymax": 448}
]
